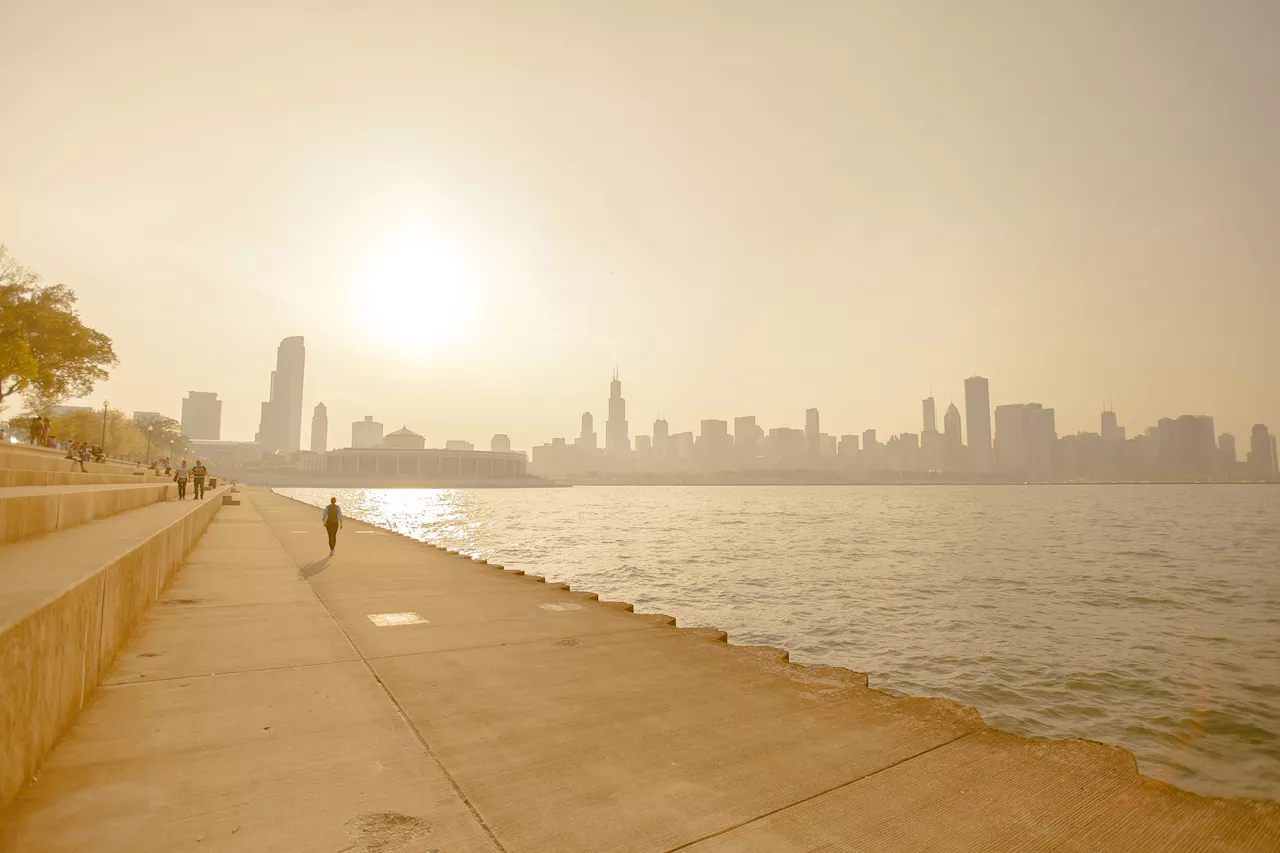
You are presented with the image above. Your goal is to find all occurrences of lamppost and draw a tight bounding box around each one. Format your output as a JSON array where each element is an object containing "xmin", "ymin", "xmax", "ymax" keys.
[
  {"xmin": 101, "ymin": 400, "xmax": 109, "ymax": 454},
  {"xmin": 146, "ymin": 425, "xmax": 154, "ymax": 463}
]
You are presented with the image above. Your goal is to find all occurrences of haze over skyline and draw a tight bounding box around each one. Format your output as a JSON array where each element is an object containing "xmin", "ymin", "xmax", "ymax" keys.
[{"xmin": 2, "ymin": 0, "xmax": 1277, "ymax": 450}]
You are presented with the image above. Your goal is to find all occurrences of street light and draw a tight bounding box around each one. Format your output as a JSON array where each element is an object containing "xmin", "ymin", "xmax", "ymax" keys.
[
  {"xmin": 146, "ymin": 425, "xmax": 154, "ymax": 463},
  {"xmin": 101, "ymin": 400, "xmax": 109, "ymax": 455}
]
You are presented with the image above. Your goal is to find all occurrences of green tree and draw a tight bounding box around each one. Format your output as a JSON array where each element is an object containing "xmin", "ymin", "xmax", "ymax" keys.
[
  {"xmin": 133, "ymin": 414, "xmax": 189, "ymax": 461},
  {"xmin": 0, "ymin": 244, "xmax": 118, "ymax": 408},
  {"xmin": 49, "ymin": 408, "xmax": 146, "ymax": 458}
]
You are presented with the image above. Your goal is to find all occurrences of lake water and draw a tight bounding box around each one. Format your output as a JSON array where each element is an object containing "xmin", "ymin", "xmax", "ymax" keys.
[{"xmin": 278, "ymin": 484, "xmax": 1280, "ymax": 801}]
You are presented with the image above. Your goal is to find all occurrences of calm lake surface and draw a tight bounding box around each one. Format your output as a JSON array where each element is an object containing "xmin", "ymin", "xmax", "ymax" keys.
[{"xmin": 278, "ymin": 484, "xmax": 1280, "ymax": 801}]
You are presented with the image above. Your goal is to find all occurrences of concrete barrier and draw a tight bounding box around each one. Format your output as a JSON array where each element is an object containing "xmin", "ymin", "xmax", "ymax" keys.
[
  {"xmin": 0, "ymin": 469, "xmax": 174, "ymax": 487},
  {"xmin": 0, "ymin": 484, "xmax": 177, "ymax": 546},
  {"xmin": 0, "ymin": 489, "xmax": 225, "ymax": 810}
]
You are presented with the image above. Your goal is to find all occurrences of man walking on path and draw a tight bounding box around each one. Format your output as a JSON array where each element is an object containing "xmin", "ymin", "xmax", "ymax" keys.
[
  {"xmin": 174, "ymin": 460, "xmax": 190, "ymax": 499},
  {"xmin": 322, "ymin": 497, "xmax": 343, "ymax": 556},
  {"xmin": 191, "ymin": 459, "xmax": 208, "ymax": 499}
]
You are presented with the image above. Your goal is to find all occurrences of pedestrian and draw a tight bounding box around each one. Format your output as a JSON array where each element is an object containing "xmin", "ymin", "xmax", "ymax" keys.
[
  {"xmin": 191, "ymin": 459, "xmax": 208, "ymax": 499},
  {"xmin": 174, "ymin": 459, "xmax": 190, "ymax": 499},
  {"xmin": 321, "ymin": 497, "xmax": 343, "ymax": 556}
]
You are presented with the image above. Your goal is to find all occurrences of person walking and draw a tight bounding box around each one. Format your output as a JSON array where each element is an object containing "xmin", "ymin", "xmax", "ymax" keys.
[
  {"xmin": 322, "ymin": 497, "xmax": 343, "ymax": 556},
  {"xmin": 191, "ymin": 459, "xmax": 208, "ymax": 499},
  {"xmin": 174, "ymin": 460, "xmax": 190, "ymax": 499}
]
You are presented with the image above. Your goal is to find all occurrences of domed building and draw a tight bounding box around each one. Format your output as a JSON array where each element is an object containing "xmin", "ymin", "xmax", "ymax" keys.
[{"xmin": 382, "ymin": 426, "xmax": 425, "ymax": 451}]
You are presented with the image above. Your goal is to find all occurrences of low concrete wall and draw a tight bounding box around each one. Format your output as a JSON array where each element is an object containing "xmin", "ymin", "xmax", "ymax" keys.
[
  {"xmin": 0, "ymin": 484, "xmax": 177, "ymax": 546},
  {"xmin": 0, "ymin": 446, "xmax": 166, "ymax": 479},
  {"xmin": 0, "ymin": 489, "xmax": 224, "ymax": 810},
  {"xmin": 0, "ymin": 469, "xmax": 164, "ymax": 488}
]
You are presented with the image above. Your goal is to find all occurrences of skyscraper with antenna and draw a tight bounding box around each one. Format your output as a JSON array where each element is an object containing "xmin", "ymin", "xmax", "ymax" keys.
[{"xmin": 605, "ymin": 367, "xmax": 630, "ymax": 457}]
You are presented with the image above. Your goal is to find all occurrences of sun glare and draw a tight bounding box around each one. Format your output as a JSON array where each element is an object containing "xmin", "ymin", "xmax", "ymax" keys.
[{"xmin": 351, "ymin": 222, "xmax": 478, "ymax": 352}]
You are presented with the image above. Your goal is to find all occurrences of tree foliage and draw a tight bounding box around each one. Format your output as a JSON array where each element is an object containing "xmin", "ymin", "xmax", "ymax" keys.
[{"xmin": 0, "ymin": 244, "xmax": 118, "ymax": 408}]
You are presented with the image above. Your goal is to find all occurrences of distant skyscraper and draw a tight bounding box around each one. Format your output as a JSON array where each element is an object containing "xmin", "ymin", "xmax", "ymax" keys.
[
  {"xmin": 697, "ymin": 419, "xmax": 731, "ymax": 469},
  {"xmin": 256, "ymin": 336, "xmax": 305, "ymax": 453},
  {"xmin": 994, "ymin": 403, "xmax": 1055, "ymax": 478},
  {"xmin": 352, "ymin": 415, "xmax": 384, "ymax": 449},
  {"xmin": 578, "ymin": 412, "xmax": 597, "ymax": 449},
  {"xmin": 310, "ymin": 403, "xmax": 328, "ymax": 452},
  {"xmin": 1248, "ymin": 424, "xmax": 1275, "ymax": 479},
  {"xmin": 805, "ymin": 408, "xmax": 820, "ymax": 464},
  {"xmin": 605, "ymin": 370, "xmax": 630, "ymax": 456},
  {"xmin": 1100, "ymin": 409, "xmax": 1125, "ymax": 442},
  {"xmin": 964, "ymin": 376, "xmax": 993, "ymax": 473},
  {"xmin": 652, "ymin": 418, "xmax": 669, "ymax": 466},
  {"xmin": 943, "ymin": 402, "xmax": 964, "ymax": 471},
  {"xmin": 491, "ymin": 434, "xmax": 511, "ymax": 452},
  {"xmin": 922, "ymin": 397, "xmax": 936, "ymax": 433},
  {"xmin": 1156, "ymin": 415, "xmax": 1216, "ymax": 480},
  {"xmin": 1218, "ymin": 433, "xmax": 1237, "ymax": 474},
  {"xmin": 734, "ymin": 416, "xmax": 759, "ymax": 469},
  {"xmin": 181, "ymin": 391, "xmax": 222, "ymax": 440}
]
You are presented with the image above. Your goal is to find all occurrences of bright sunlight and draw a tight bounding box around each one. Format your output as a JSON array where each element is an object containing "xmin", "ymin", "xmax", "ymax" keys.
[{"xmin": 350, "ymin": 220, "xmax": 479, "ymax": 353}]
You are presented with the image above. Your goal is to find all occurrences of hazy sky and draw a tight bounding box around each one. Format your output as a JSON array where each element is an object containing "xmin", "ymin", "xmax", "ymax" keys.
[{"xmin": 2, "ymin": 1, "xmax": 1277, "ymax": 451}]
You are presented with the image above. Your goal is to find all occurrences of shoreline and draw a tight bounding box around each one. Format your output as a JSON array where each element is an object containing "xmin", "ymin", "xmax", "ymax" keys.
[{"xmin": 275, "ymin": 487, "xmax": 1279, "ymax": 805}]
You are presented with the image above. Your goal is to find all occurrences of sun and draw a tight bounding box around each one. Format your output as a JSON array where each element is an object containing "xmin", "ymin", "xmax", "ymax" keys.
[{"xmin": 350, "ymin": 221, "xmax": 478, "ymax": 352}]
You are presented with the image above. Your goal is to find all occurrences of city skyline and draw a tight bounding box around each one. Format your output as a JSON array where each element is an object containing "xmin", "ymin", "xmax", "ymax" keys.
[
  {"xmin": 532, "ymin": 371, "xmax": 1277, "ymax": 482},
  {"xmin": 4, "ymin": 2, "xmax": 1278, "ymax": 455}
]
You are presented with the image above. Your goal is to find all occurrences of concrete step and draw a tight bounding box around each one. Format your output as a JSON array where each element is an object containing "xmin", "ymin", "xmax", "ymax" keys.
[
  {"xmin": 0, "ymin": 483, "xmax": 178, "ymax": 546},
  {"xmin": 0, "ymin": 487, "xmax": 226, "ymax": 810},
  {"xmin": 0, "ymin": 446, "xmax": 167, "ymax": 479},
  {"xmin": 0, "ymin": 469, "xmax": 166, "ymax": 487}
]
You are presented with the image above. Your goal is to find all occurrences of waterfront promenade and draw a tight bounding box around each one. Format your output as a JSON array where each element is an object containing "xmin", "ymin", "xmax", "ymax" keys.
[{"xmin": 2, "ymin": 486, "xmax": 1279, "ymax": 851}]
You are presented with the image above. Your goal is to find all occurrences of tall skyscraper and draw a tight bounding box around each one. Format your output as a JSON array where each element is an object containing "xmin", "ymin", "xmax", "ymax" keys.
[
  {"xmin": 181, "ymin": 391, "xmax": 222, "ymax": 440},
  {"xmin": 310, "ymin": 403, "xmax": 328, "ymax": 452},
  {"xmin": 995, "ymin": 403, "xmax": 1056, "ymax": 478},
  {"xmin": 605, "ymin": 370, "xmax": 630, "ymax": 456},
  {"xmin": 697, "ymin": 419, "xmax": 731, "ymax": 469},
  {"xmin": 1100, "ymin": 409, "xmax": 1126, "ymax": 441},
  {"xmin": 1218, "ymin": 433, "xmax": 1237, "ymax": 474},
  {"xmin": 734, "ymin": 416, "xmax": 759, "ymax": 468},
  {"xmin": 964, "ymin": 376, "xmax": 993, "ymax": 473},
  {"xmin": 1158, "ymin": 415, "xmax": 1216, "ymax": 480},
  {"xmin": 578, "ymin": 412, "xmax": 596, "ymax": 449},
  {"xmin": 805, "ymin": 408, "xmax": 820, "ymax": 463},
  {"xmin": 652, "ymin": 418, "xmax": 669, "ymax": 466},
  {"xmin": 943, "ymin": 402, "xmax": 964, "ymax": 472},
  {"xmin": 256, "ymin": 336, "xmax": 306, "ymax": 453},
  {"xmin": 1248, "ymin": 424, "xmax": 1275, "ymax": 479},
  {"xmin": 922, "ymin": 397, "xmax": 936, "ymax": 433},
  {"xmin": 352, "ymin": 415, "xmax": 384, "ymax": 449}
]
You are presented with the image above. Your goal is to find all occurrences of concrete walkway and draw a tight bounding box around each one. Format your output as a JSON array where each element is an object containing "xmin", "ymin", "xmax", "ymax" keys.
[{"xmin": 2, "ymin": 488, "xmax": 1278, "ymax": 852}]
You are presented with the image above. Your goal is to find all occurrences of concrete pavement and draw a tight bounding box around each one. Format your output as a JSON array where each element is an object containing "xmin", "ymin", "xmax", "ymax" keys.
[{"xmin": 2, "ymin": 487, "xmax": 1278, "ymax": 852}]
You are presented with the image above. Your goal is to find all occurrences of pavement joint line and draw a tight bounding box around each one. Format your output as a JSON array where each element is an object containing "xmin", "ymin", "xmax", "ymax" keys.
[
  {"xmin": 661, "ymin": 728, "xmax": 982, "ymax": 853},
  {"xmin": 254, "ymin": 491, "xmax": 511, "ymax": 853},
  {"xmin": 100, "ymin": 656, "xmax": 362, "ymax": 687}
]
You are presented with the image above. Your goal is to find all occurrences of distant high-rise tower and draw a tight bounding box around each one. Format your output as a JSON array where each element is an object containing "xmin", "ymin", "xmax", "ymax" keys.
[
  {"xmin": 805, "ymin": 408, "xmax": 820, "ymax": 463},
  {"xmin": 491, "ymin": 434, "xmax": 511, "ymax": 452},
  {"xmin": 964, "ymin": 376, "xmax": 993, "ymax": 473},
  {"xmin": 181, "ymin": 391, "xmax": 222, "ymax": 440},
  {"xmin": 578, "ymin": 412, "xmax": 597, "ymax": 449},
  {"xmin": 255, "ymin": 336, "xmax": 306, "ymax": 453},
  {"xmin": 652, "ymin": 418, "xmax": 669, "ymax": 464},
  {"xmin": 922, "ymin": 397, "xmax": 936, "ymax": 434},
  {"xmin": 605, "ymin": 370, "xmax": 630, "ymax": 456},
  {"xmin": 310, "ymin": 403, "xmax": 328, "ymax": 452},
  {"xmin": 943, "ymin": 402, "xmax": 964, "ymax": 471},
  {"xmin": 1248, "ymin": 424, "xmax": 1275, "ymax": 479}
]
